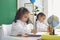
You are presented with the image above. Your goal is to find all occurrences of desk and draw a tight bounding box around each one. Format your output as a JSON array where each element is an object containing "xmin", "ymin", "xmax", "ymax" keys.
[{"xmin": 2, "ymin": 36, "xmax": 40, "ymax": 40}]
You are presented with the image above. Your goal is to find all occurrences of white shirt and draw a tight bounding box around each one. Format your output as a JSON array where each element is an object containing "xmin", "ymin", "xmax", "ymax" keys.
[
  {"xmin": 11, "ymin": 20, "xmax": 33, "ymax": 35},
  {"xmin": 36, "ymin": 20, "xmax": 48, "ymax": 32}
]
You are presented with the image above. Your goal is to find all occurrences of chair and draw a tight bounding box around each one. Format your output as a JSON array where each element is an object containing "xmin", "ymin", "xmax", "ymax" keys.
[
  {"xmin": 0, "ymin": 26, "xmax": 2, "ymax": 40},
  {"xmin": 2, "ymin": 24, "xmax": 12, "ymax": 37}
]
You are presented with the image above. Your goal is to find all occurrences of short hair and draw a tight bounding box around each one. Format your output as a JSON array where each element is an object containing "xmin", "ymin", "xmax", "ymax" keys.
[{"xmin": 36, "ymin": 12, "xmax": 46, "ymax": 21}]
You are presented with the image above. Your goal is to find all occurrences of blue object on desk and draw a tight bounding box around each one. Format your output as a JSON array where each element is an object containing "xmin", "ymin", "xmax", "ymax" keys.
[
  {"xmin": 27, "ymin": 34, "xmax": 41, "ymax": 37},
  {"xmin": 30, "ymin": 0, "xmax": 35, "ymax": 3}
]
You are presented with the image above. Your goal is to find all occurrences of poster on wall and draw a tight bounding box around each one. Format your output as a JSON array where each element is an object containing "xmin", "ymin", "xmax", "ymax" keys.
[
  {"xmin": 24, "ymin": 3, "xmax": 34, "ymax": 24},
  {"xmin": 24, "ymin": 3, "xmax": 34, "ymax": 14}
]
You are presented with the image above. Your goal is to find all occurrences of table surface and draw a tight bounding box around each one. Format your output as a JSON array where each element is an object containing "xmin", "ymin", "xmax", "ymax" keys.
[
  {"xmin": 2, "ymin": 36, "xmax": 40, "ymax": 40},
  {"xmin": 0, "ymin": 26, "xmax": 60, "ymax": 40}
]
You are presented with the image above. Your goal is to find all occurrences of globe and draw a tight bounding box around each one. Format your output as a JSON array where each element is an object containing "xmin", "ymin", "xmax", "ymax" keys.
[{"xmin": 47, "ymin": 15, "xmax": 59, "ymax": 28}]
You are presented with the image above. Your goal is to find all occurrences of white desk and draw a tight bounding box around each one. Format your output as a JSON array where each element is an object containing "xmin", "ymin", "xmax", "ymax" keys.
[{"xmin": 2, "ymin": 36, "xmax": 40, "ymax": 40}]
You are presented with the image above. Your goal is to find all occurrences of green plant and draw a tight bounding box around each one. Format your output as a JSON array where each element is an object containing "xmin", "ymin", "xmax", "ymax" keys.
[{"xmin": 34, "ymin": 6, "xmax": 39, "ymax": 16}]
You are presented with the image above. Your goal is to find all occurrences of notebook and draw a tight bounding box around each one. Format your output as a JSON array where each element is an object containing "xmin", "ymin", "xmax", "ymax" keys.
[{"xmin": 27, "ymin": 32, "xmax": 49, "ymax": 37}]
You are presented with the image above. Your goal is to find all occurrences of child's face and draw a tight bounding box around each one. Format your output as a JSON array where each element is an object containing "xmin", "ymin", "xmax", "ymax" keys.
[
  {"xmin": 21, "ymin": 13, "xmax": 29, "ymax": 22},
  {"xmin": 39, "ymin": 16, "xmax": 46, "ymax": 22}
]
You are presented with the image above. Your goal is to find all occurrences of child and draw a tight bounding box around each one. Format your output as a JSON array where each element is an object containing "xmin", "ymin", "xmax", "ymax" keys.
[
  {"xmin": 11, "ymin": 7, "xmax": 35, "ymax": 36},
  {"xmin": 36, "ymin": 12, "xmax": 48, "ymax": 32}
]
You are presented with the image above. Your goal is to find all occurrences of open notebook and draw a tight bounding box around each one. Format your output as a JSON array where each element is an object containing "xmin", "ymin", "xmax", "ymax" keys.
[{"xmin": 26, "ymin": 32, "xmax": 49, "ymax": 37}]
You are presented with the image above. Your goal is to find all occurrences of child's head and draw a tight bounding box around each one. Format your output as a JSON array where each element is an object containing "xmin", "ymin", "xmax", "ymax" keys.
[
  {"xmin": 37, "ymin": 12, "xmax": 46, "ymax": 22},
  {"xmin": 14, "ymin": 7, "xmax": 30, "ymax": 23}
]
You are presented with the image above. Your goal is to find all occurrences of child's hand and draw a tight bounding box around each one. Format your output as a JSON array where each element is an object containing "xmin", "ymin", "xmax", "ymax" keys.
[
  {"xmin": 22, "ymin": 34, "xmax": 28, "ymax": 37},
  {"xmin": 31, "ymin": 29, "xmax": 37, "ymax": 34},
  {"xmin": 17, "ymin": 34, "xmax": 28, "ymax": 37},
  {"xmin": 17, "ymin": 34, "xmax": 22, "ymax": 36}
]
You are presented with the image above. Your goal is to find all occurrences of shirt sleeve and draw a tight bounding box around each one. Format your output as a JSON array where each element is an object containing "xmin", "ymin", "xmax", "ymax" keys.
[
  {"xmin": 37, "ymin": 22, "xmax": 48, "ymax": 32},
  {"xmin": 11, "ymin": 23, "xmax": 24, "ymax": 35},
  {"xmin": 11, "ymin": 23, "xmax": 33, "ymax": 35}
]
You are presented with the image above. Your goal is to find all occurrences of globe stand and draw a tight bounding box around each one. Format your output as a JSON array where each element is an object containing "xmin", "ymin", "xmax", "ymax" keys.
[
  {"xmin": 50, "ymin": 29, "xmax": 55, "ymax": 35},
  {"xmin": 50, "ymin": 28, "xmax": 55, "ymax": 35},
  {"xmin": 53, "ymin": 29, "xmax": 55, "ymax": 35}
]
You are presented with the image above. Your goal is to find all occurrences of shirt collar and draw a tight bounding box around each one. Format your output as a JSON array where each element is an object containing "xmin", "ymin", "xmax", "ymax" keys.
[{"xmin": 16, "ymin": 20, "xmax": 27, "ymax": 25}]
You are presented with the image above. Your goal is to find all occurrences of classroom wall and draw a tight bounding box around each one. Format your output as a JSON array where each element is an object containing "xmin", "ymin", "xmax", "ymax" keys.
[
  {"xmin": 0, "ymin": 0, "xmax": 17, "ymax": 25},
  {"xmin": 17, "ymin": 0, "xmax": 48, "ymax": 16}
]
